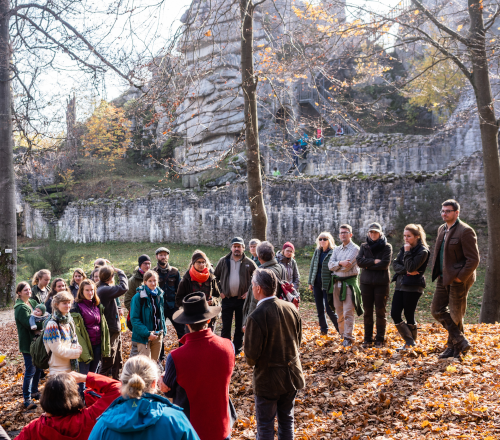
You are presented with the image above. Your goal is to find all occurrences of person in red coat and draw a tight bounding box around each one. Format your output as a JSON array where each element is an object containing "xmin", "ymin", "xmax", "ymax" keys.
[
  {"xmin": 160, "ymin": 293, "xmax": 235, "ymax": 440},
  {"xmin": 17, "ymin": 371, "xmax": 120, "ymax": 440}
]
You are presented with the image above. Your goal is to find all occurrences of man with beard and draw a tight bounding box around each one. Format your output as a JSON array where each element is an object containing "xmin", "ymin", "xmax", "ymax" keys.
[
  {"xmin": 214, "ymin": 237, "xmax": 257, "ymax": 355},
  {"xmin": 153, "ymin": 247, "xmax": 185, "ymax": 351}
]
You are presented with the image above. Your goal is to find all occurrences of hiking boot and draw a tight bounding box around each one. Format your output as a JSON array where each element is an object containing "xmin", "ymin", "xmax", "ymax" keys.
[
  {"xmin": 31, "ymin": 392, "xmax": 41, "ymax": 400},
  {"xmin": 320, "ymin": 331, "xmax": 328, "ymax": 336},
  {"xmin": 454, "ymin": 337, "xmax": 471, "ymax": 355},
  {"xmin": 408, "ymin": 323, "xmax": 418, "ymax": 342},
  {"xmin": 24, "ymin": 400, "xmax": 37, "ymax": 410},
  {"xmin": 342, "ymin": 339, "xmax": 352, "ymax": 347},
  {"xmin": 362, "ymin": 341, "xmax": 373, "ymax": 348},
  {"xmin": 375, "ymin": 341, "xmax": 384, "ymax": 348},
  {"xmin": 438, "ymin": 347, "xmax": 455, "ymax": 359}
]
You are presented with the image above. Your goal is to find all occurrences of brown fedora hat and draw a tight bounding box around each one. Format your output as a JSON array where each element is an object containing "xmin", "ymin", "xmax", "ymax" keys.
[{"xmin": 173, "ymin": 292, "xmax": 221, "ymax": 325}]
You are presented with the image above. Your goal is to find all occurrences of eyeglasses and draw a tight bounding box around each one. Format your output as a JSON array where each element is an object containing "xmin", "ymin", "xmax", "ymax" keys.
[
  {"xmin": 441, "ymin": 209, "xmax": 456, "ymax": 214},
  {"xmin": 318, "ymin": 238, "xmax": 328, "ymax": 241},
  {"xmin": 339, "ymin": 232, "xmax": 350, "ymax": 235}
]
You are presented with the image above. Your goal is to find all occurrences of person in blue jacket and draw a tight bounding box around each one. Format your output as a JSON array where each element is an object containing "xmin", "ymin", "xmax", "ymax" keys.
[
  {"xmin": 130, "ymin": 270, "xmax": 167, "ymax": 361},
  {"xmin": 89, "ymin": 355, "xmax": 199, "ymax": 440}
]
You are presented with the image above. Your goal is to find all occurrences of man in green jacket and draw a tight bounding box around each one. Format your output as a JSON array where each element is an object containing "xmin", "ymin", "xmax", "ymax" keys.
[{"xmin": 244, "ymin": 268, "xmax": 304, "ymax": 440}]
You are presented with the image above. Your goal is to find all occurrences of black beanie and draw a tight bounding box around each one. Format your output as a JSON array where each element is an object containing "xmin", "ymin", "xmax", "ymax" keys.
[
  {"xmin": 138, "ymin": 254, "xmax": 151, "ymax": 266},
  {"xmin": 191, "ymin": 250, "xmax": 208, "ymax": 265}
]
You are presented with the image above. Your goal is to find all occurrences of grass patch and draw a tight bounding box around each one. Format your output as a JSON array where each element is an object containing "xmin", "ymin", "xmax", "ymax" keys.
[{"xmin": 17, "ymin": 239, "xmax": 485, "ymax": 324}]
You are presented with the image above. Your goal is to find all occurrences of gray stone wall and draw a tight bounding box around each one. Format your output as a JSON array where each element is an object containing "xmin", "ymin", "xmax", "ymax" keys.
[{"xmin": 23, "ymin": 152, "xmax": 485, "ymax": 247}]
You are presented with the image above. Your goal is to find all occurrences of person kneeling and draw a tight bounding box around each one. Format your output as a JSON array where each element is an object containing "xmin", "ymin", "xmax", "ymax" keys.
[
  {"xmin": 17, "ymin": 371, "xmax": 121, "ymax": 440},
  {"xmin": 89, "ymin": 356, "xmax": 198, "ymax": 440}
]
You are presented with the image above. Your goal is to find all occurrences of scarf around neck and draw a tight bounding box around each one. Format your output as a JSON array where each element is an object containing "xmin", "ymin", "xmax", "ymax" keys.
[
  {"xmin": 52, "ymin": 309, "xmax": 79, "ymax": 372},
  {"xmin": 367, "ymin": 235, "xmax": 387, "ymax": 255},
  {"xmin": 189, "ymin": 265, "xmax": 210, "ymax": 284},
  {"xmin": 145, "ymin": 285, "xmax": 159, "ymax": 296}
]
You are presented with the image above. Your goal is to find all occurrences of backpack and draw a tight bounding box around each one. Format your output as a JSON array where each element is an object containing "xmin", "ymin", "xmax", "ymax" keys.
[
  {"xmin": 30, "ymin": 318, "xmax": 59, "ymax": 370},
  {"xmin": 126, "ymin": 296, "xmax": 148, "ymax": 332},
  {"xmin": 272, "ymin": 264, "xmax": 300, "ymax": 309}
]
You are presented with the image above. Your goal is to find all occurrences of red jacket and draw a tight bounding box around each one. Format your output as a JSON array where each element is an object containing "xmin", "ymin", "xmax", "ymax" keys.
[
  {"xmin": 17, "ymin": 373, "xmax": 121, "ymax": 440},
  {"xmin": 171, "ymin": 328, "xmax": 235, "ymax": 440}
]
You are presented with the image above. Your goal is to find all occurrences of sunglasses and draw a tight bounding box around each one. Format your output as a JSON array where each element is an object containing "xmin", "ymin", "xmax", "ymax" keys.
[{"xmin": 319, "ymin": 238, "xmax": 328, "ymax": 241}]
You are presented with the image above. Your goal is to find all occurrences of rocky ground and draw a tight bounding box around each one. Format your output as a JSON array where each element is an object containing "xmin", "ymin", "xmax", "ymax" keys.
[{"xmin": 0, "ymin": 315, "xmax": 499, "ymax": 439}]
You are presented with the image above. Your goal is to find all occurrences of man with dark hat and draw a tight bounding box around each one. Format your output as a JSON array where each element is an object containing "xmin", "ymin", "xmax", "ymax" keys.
[
  {"xmin": 214, "ymin": 237, "xmax": 257, "ymax": 354},
  {"xmin": 124, "ymin": 254, "xmax": 152, "ymax": 357},
  {"xmin": 160, "ymin": 293, "xmax": 235, "ymax": 440},
  {"xmin": 153, "ymin": 247, "xmax": 185, "ymax": 357}
]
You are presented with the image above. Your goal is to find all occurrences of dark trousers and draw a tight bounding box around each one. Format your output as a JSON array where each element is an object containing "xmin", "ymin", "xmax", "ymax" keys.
[
  {"xmin": 79, "ymin": 344, "xmax": 102, "ymax": 396},
  {"xmin": 221, "ymin": 297, "xmax": 244, "ymax": 353},
  {"xmin": 255, "ymin": 390, "xmax": 297, "ymax": 440},
  {"xmin": 313, "ymin": 284, "xmax": 338, "ymax": 334},
  {"xmin": 361, "ymin": 283, "xmax": 389, "ymax": 343},
  {"xmin": 99, "ymin": 331, "xmax": 122, "ymax": 380},
  {"xmin": 22, "ymin": 353, "xmax": 41, "ymax": 402},
  {"xmin": 431, "ymin": 276, "xmax": 473, "ymax": 348},
  {"xmin": 391, "ymin": 290, "xmax": 422, "ymax": 325}
]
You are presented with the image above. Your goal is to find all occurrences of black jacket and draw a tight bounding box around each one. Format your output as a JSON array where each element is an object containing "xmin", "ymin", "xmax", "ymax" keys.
[
  {"xmin": 392, "ymin": 243, "xmax": 430, "ymax": 293},
  {"xmin": 97, "ymin": 269, "xmax": 128, "ymax": 333},
  {"xmin": 356, "ymin": 240, "xmax": 392, "ymax": 286},
  {"xmin": 175, "ymin": 270, "xmax": 220, "ymax": 308},
  {"xmin": 153, "ymin": 264, "xmax": 181, "ymax": 310}
]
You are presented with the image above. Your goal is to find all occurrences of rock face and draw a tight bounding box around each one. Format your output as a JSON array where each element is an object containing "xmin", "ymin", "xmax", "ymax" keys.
[{"xmin": 22, "ymin": 153, "xmax": 485, "ymax": 247}]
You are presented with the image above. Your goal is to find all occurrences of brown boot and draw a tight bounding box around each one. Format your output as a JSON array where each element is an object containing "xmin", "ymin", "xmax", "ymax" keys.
[
  {"xmin": 395, "ymin": 322, "xmax": 415, "ymax": 351},
  {"xmin": 438, "ymin": 347, "xmax": 455, "ymax": 359}
]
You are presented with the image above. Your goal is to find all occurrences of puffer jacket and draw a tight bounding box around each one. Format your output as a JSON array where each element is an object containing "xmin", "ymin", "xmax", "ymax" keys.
[{"xmin": 307, "ymin": 248, "xmax": 334, "ymax": 290}]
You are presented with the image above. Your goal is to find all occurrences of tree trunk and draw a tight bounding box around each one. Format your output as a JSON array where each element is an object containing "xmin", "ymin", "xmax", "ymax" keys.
[
  {"xmin": 0, "ymin": 0, "xmax": 16, "ymax": 307},
  {"xmin": 467, "ymin": 0, "xmax": 500, "ymax": 323},
  {"xmin": 240, "ymin": 0, "xmax": 267, "ymax": 241}
]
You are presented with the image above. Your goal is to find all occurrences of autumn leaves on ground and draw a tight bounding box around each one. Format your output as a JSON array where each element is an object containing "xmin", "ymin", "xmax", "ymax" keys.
[{"xmin": 1, "ymin": 316, "xmax": 499, "ymax": 440}]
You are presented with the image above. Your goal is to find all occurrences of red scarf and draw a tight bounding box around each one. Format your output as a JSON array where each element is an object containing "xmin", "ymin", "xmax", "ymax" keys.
[{"xmin": 189, "ymin": 266, "xmax": 210, "ymax": 283}]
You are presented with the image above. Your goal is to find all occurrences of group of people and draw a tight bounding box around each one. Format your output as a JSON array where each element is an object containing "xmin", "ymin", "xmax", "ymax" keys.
[
  {"xmin": 308, "ymin": 199, "xmax": 479, "ymax": 360},
  {"xmin": 8, "ymin": 198, "xmax": 479, "ymax": 440}
]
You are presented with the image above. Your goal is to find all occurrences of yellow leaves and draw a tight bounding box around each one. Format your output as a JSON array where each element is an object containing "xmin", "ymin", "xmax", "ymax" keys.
[
  {"xmin": 373, "ymin": 359, "xmax": 384, "ymax": 369},
  {"xmin": 421, "ymin": 420, "xmax": 431, "ymax": 428},
  {"xmin": 257, "ymin": 44, "xmax": 265, "ymax": 48},
  {"xmin": 264, "ymin": 47, "xmax": 272, "ymax": 53},
  {"xmin": 457, "ymin": 24, "xmax": 463, "ymax": 32},
  {"xmin": 331, "ymin": 411, "xmax": 342, "ymax": 418},
  {"xmin": 446, "ymin": 365, "xmax": 457, "ymax": 373},
  {"xmin": 204, "ymin": 30, "xmax": 212, "ymax": 37},
  {"xmin": 415, "ymin": 9, "xmax": 420, "ymax": 14}
]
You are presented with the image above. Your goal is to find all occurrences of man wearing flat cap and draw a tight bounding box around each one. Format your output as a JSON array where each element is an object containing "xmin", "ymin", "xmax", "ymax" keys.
[
  {"xmin": 160, "ymin": 293, "xmax": 235, "ymax": 440},
  {"xmin": 214, "ymin": 237, "xmax": 257, "ymax": 355}
]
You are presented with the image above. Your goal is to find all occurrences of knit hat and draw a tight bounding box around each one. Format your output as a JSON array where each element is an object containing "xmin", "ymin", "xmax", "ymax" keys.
[
  {"xmin": 35, "ymin": 303, "xmax": 46, "ymax": 314},
  {"xmin": 282, "ymin": 242, "xmax": 295, "ymax": 252},
  {"xmin": 368, "ymin": 222, "xmax": 383, "ymax": 233},
  {"xmin": 191, "ymin": 250, "xmax": 208, "ymax": 265},
  {"xmin": 231, "ymin": 237, "xmax": 245, "ymax": 245},
  {"xmin": 155, "ymin": 247, "xmax": 170, "ymax": 255},
  {"xmin": 138, "ymin": 254, "xmax": 151, "ymax": 266}
]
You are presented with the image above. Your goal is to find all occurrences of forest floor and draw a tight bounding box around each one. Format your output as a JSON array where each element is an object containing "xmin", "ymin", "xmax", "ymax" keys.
[{"xmin": 0, "ymin": 315, "xmax": 499, "ymax": 439}]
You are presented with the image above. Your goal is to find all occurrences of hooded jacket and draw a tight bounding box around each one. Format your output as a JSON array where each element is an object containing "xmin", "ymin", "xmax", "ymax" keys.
[
  {"xmin": 88, "ymin": 393, "xmax": 199, "ymax": 440},
  {"xmin": 16, "ymin": 373, "xmax": 121, "ymax": 440},
  {"xmin": 14, "ymin": 298, "xmax": 43, "ymax": 354}
]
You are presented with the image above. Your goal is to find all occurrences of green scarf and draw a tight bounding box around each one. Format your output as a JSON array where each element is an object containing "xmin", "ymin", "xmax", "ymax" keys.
[
  {"xmin": 52, "ymin": 309, "xmax": 79, "ymax": 372},
  {"xmin": 329, "ymin": 275, "xmax": 364, "ymax": 317}
]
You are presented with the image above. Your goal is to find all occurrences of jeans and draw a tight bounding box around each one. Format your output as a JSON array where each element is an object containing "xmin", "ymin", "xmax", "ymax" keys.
[
  {"xmin": 255, "ymin": 390, "xmax": 297, "ymax": 440},
  {"xmin": 221, "ymin": 297, "xmax": 244, "ymax": 353},
  {"xmin": 22, "ymin": 353, "xmax": 41, "ymax": 402},
  {"xmin": 391, "ymin": 290, "xmax": 422, "ymax": 325},
  {"xmin": 360, "ymin": 283, "xmax": 390, "ymax": 343},
  {"xmin": 313, "ymin": 284, "xmax": 338, "ymax": 334},
  {"xmin": 79, "ymin": 344, "xmax": 102, "ymax": 396},
  {"xmin": 431, "ymin": 276, "xmax": 473, "ymax": 348},
  {"xmin": 100, "ymin": 331, "xmax": 122, "ymax": 380}
]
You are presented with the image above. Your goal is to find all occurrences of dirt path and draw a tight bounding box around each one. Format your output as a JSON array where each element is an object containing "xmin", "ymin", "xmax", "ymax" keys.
[{"xmin": 0, "ymin": 308, "xmax": 14, "ymax": 325}]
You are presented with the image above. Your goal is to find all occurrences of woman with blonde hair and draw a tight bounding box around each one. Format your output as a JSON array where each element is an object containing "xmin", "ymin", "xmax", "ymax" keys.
[
  {"xmin": 70, "ymin": 268, "xmax": 87, "ymax": 298},
  {"xmin": 391, "ymin": 224, "xmax": 430, "ymax": 350},
  {"xmin": 43, "ymin": 291, "xmax": 82, "ymax": 375},
  {"xmin": 307, "ymin": 232, "xmax": 339, "ymax": 335},
  {"xmin": 88, "ymin": 356, "xmax": 198, "ymax": 440},
  {"xmin": 31, "ymin": 269, "xmax": 51, "ymax": 303}
]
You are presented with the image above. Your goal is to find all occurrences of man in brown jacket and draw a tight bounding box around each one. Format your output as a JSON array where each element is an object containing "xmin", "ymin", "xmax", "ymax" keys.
[
  {"xmin": 244, "ymin": 268, "xmax": 305, "ymax": 440},
  {"xmin": 431, "ymin": 199, "xmax": 480, "ymax": 359},
  {"xmin": 214, "ymin": 237, "xmax": 257, "ymax": 354}
]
